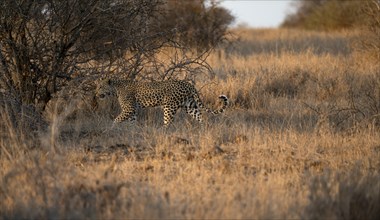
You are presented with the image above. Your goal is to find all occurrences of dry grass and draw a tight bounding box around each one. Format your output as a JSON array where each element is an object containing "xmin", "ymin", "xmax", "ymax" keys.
[{"xmin": 1, "ymin": 28, "xmax": 379, "ymax": 219}]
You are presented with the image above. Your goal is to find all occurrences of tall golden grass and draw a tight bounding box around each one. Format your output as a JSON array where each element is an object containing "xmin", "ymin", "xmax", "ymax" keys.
[{"xmin": 1, "ymin": 28, "xmax": 379, "ymax": 219}]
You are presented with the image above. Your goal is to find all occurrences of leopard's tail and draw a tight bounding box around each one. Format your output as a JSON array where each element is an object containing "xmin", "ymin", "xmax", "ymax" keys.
[
  {"xmin": 196, "ymin": 94, "xmax": 228, "ymax": 115},
  {"xmin": 208, "ymin": 95, "xmax": 229, "ymax": 114}
]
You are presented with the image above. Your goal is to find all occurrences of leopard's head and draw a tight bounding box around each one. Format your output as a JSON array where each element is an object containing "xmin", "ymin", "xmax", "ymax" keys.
[{"xmin": 96, "ymin": 79, "xmax": 116, "ymax": 99}]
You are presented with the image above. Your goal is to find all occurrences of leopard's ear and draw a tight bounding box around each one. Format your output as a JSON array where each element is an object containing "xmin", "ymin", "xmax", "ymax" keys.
[{"xmin": 107, "ymin": 79, "xmax": 111, "ymax": 84}]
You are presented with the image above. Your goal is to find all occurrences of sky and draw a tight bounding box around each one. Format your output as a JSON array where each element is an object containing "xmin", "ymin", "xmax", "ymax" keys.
[{"xmin": 219, "ymin": 0, "xmax": 295, "ymax": 28}]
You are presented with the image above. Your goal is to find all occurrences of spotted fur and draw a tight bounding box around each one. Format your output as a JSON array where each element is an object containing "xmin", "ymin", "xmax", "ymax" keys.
[{"xmin": 96, "ymin": 78, "xmax": 228, "ymax": 126}]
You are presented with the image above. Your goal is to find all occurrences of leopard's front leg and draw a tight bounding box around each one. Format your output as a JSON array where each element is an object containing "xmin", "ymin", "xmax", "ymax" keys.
[
  {"xmin": 114, "ymin": 96, "xmax": 137, "ymax": 123},
  {"xmin": 114, "ymin": 109, "xmax": 136, "ymax": 123}
]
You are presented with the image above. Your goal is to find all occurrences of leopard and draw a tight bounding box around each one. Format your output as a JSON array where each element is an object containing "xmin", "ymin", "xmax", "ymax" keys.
[{"xmin": 95, "ymin": 78, "xmax": 228, "ymax": 126}]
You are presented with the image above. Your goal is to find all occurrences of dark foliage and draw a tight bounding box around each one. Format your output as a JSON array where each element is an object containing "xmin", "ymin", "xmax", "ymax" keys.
[{"xmin": 0, "ymin": 0, "xmax": 233, "ymax": 111}]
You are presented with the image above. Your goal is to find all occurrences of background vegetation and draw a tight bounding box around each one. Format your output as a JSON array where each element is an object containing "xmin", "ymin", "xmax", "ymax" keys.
[
  {"xmin": 282, "ymin": 0, "xmax": 370, "ymax": 30},
  {"xmin": 282, "ymin": 0, "xmax": 380, "ymax": 60},
  {"xmin": 1, "ymin": 0, "xmax": 379, "ymax": 219},
  {"xmin": 0, "ymin": 0, "xmax": 233, "ymax": 111}
]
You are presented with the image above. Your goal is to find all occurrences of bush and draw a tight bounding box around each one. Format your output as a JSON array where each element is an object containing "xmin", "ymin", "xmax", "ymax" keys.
[
  {"xmin": 281, "ymin": 0, "xmax": 368, "ymax": 30},
  {"xmin": 161, "ymin": 1, "xmax": 234, "ymax": 50},
  {"xmin": 356, "ymin": 1, "xmax": 380, "ymax": 60},
  {"xmin": 282, "ymin": 0, "xmax": 380, "ymax": 60},
  {"xmin": 0, "ymin": 0, "xmax": 233, "ymax": 112}
]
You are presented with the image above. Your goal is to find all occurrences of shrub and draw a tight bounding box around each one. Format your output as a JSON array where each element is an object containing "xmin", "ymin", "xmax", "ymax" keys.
[
  {"xmin": 281, "ymin": 0, "xmax": 369, "ymax": 31},
  {"xmin": 0, "ymin": 0, "xmax": 234, "ymax": 112}
]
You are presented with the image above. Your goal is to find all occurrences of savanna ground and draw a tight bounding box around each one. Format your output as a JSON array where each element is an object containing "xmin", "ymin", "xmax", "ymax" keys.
[{"xmin": 1, "ymin": 28, "xmax": 380, "ymax": 219}]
